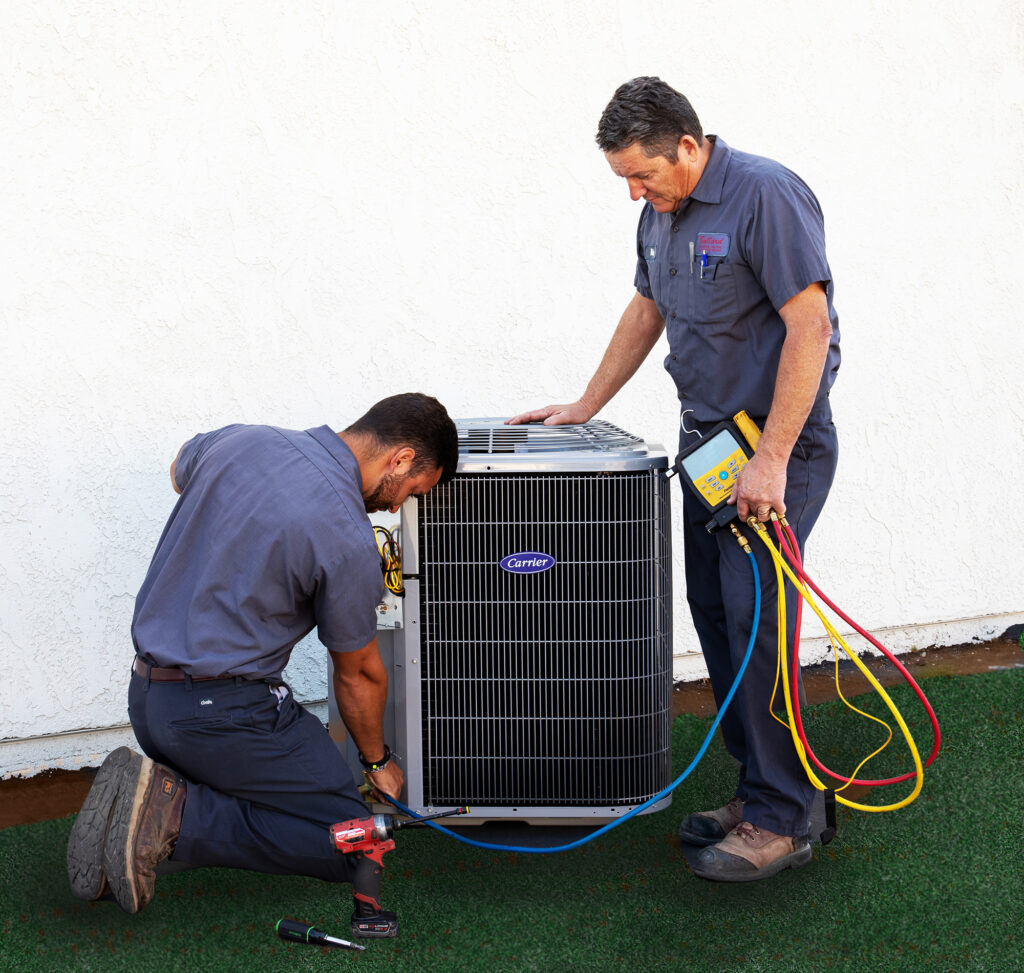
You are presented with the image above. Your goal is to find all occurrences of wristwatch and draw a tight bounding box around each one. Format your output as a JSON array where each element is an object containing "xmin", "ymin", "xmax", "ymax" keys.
[{"xmin": 357, "ymin": 744, "xmax": 392, "ymax": 773}]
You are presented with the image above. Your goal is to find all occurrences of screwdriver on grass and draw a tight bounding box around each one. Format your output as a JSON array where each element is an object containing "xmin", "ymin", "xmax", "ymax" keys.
[{"xmin": 275, "ymin": 917, "xmax": 366, "ymax": 951}]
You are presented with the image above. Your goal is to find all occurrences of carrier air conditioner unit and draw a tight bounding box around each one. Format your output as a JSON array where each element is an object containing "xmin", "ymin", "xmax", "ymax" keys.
[{"xmin": 331, "ymin": 419, "xmax": 673, "ymax": 825}]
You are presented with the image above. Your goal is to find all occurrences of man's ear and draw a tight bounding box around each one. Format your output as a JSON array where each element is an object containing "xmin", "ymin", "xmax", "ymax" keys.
[
  {"xmin": 387, "ymin": 446, "xmax": 416, "ymax": 475},
  {"xmin": 678, "ymin": 134, "xmax": 701, "ymax": 162}
]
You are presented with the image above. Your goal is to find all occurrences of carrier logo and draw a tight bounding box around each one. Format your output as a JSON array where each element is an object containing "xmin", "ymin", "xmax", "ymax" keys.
[{"xmin": 500, "ymin": 552, "xmax": 556, "ymax": 574}]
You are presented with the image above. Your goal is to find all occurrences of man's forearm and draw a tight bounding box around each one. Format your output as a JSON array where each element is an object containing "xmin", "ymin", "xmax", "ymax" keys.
[
  {"xmin": 335, "ymin": 685, "xmax": 387, "ymax": 761},
  {"xmin": 730, "ymin": 283, "xmax": 832, "ymax": 521},
  {"xmin": 757, "ymin": 284, "xmax": 833, "ymax": 466},
  {"xmin": 330, "ymin": 642, "xmax": 405, "ymax": 802},
  {"xmin": 332, "ymin": 650, "xmax": 389, "ymax": 761},
  {"xmin": 758, "ymin": 328, "xmax": 831, "ymax": 465}
]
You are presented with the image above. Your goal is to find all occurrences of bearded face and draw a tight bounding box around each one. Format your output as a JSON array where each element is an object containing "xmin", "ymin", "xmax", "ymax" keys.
[
  {"xmin": 363, "ymin": 471, "xmax": 403, "ymax": 513},
  {"xmin": 362, "ymin": 462, "xmax": 443, "ymax": 514}
]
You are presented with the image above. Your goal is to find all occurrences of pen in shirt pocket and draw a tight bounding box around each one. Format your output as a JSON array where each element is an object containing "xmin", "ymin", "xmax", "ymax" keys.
[{"xmin": 689, "ymin": 241, "xmax": 695, "ymax": 274}]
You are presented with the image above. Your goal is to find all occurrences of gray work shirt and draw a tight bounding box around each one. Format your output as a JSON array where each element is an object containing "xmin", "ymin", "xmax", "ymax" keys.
[
  {"xmin": 131, "ymin": 424, "xmax": 382, "ymax": 680},
  {"xmin": 634, "ymin": 136, "xmax": 841, "ymax": 424}
]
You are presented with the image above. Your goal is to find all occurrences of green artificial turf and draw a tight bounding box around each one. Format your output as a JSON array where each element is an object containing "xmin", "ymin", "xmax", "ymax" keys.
[{"xmin": 2, "ymin": 669, "xmax": 1021, "ymax": 972}]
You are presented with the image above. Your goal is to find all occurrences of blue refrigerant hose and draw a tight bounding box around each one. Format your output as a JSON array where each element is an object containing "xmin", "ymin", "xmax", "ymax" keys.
[{"xmin": 385, "ymin": 548, "xmax": 762, "ymax": 854}]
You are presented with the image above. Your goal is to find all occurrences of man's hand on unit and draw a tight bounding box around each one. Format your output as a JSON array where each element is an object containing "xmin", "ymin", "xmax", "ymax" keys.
[{"xmin": 506, "ymin": 399, "xmax": 594, "ymax": 426}]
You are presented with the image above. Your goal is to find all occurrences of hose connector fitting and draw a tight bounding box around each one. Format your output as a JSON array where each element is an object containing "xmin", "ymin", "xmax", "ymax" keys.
[{"xmin": 730, "ymin": 523, "xmax": 752, "ymax": 553}]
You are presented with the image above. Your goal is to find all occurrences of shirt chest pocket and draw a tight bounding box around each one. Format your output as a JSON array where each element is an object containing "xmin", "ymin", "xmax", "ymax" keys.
[{"xmin": 690, "ymin": 261, "xmax": 738, "ymax": 328}]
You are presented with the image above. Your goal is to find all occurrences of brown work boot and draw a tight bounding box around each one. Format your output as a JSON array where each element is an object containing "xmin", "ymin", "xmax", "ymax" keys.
[
  {"xmin": 677, "ymin": 797, "xmax": 745, "ymax": 847},
  {"xmin": 691, "ymin": 821, "xmax": 812, "ymax": 883},
  {"xmin": 67, "ymin": 747, "xmax": 137, "ymax": 901},
  {"xmin": 102, "ymin": 752, "xmax": 186, "ymax": 914}
]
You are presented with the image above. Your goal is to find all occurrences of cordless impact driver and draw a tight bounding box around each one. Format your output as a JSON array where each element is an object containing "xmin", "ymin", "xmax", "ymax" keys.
[{"xmin": 331, "ymin": 807, "xmax": 469, "ymax": 938}]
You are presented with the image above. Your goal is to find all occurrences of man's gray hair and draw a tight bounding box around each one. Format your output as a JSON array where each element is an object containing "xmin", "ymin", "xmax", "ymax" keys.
[{"xmin": 595, "ymin": 76, "xmax": 704, "ymax": 162}]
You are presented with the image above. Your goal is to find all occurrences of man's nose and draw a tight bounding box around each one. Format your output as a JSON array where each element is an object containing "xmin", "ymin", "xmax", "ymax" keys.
[{"xmin": 627, "ymin": 179, "xmax": 645, "ymax": 201}]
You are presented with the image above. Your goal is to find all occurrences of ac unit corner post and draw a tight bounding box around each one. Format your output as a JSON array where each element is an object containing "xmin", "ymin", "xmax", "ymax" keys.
[{"xmin": 333, "ymin": 419, "xmax": 674, "ymax": 828}]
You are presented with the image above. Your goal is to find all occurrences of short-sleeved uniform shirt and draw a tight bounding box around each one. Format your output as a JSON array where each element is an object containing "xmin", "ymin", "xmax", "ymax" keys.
[
  {"xmin": 131, "ymin": 425, "xmax": 382, "ymax": 680},
  {"xmin": 634, "ymin": 136, "xmax": 841, "ymax": 425}
]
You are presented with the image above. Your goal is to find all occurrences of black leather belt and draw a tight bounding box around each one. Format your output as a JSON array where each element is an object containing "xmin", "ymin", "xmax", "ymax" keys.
[{"xmin": 133, "ymin": 657, "xmax": 231, "ymax": 682}]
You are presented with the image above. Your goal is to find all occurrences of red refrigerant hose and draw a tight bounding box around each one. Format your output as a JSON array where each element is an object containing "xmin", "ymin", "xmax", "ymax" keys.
[{"xmin": 774, "ymin": 519, "xmax": 941, "ymax": 788}]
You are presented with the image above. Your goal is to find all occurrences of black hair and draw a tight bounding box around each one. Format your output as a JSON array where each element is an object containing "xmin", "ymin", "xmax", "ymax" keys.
[
  {"xmin": 345, "ymin": 392, "xmax": 459, "ymax": 485},
  {"xmin": 595, "ymin": 76, "xmax": 704, "ymax": 162}
]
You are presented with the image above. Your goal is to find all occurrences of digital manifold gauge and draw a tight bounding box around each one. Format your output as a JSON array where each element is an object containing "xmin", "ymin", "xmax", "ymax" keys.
[{"xmin": 671, "ymin": 414, "xmax": 759, "ymax": 533}]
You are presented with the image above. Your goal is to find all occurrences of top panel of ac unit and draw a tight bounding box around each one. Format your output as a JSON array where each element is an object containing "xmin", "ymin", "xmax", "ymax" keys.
[{"xmin": 455, "ymin": 419, "xmax": 668, "ymax": 473}]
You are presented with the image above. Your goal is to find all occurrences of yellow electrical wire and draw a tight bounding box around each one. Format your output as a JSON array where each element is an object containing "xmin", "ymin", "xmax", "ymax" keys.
[
  {"xmin": 374, "ymin": 525, "xmax": 404, "ymax": 596},
  {"xmin": 745, "ymin": 516, "xmax": 924, "ymax": 812}
]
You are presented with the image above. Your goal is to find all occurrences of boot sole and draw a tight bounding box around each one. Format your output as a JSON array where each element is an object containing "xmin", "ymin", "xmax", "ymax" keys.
[
  {"xmin": 66, "ymin": 747, "xmax": 136, "ymax": 901},
  {"xmin": 102, "ymin": 750, "xmax": 155, "ymax": 914}
]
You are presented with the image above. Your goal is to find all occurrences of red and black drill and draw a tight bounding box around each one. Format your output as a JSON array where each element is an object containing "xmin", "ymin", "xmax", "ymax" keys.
[{"xmin": 330, "ymin": 806, "xmax": 469, "ymax": 939}]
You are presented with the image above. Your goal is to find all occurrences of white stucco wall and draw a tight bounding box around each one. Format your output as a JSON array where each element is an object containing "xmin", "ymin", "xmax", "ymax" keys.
[{"xmin": 2, "ymin": 0, "xmax": 1022, "ymax": 777}]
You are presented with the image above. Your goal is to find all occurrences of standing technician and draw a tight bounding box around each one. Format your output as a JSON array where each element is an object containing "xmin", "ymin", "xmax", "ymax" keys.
[
  {"xmin": 509, "ymin": 77, "xmax": 841, "ymax": 882},
  {"xmin": 67, "ymin": 393, "xmax": 458, "ymax": 935}
]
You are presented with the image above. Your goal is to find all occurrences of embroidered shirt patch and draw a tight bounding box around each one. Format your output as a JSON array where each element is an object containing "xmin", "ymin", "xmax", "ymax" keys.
[{"xmin": 696, "ymin": 232, "xmax": 730, "ymax": 257}]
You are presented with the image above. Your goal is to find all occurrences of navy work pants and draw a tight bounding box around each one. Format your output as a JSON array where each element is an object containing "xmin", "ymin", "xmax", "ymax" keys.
[
  {"xmin": 128, "ymin": 670, "xmax": 368, "ymax": 882},
  {"xmin": 680, "ymin": 400, "xmax": 838, "ymax": 837}
]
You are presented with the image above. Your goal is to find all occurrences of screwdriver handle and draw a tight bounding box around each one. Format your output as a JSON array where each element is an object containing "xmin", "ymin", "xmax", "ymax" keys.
[{"xmin": 276, "ymin": 917, "xmax": 325, "ymax": 944}]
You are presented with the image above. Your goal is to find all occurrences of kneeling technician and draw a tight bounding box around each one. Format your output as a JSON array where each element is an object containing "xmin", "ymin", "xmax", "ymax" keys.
[{"xmin": 67, "ymin": 393, "xmax": 458, "ymax": 935}]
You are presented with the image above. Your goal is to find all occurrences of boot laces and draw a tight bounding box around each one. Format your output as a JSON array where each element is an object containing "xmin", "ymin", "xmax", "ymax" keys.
[{"xmin": 732, "ymin": 822, "xmax": 761, "ymax": 841}]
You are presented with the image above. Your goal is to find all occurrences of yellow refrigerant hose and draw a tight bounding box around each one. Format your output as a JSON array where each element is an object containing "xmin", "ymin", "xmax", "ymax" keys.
[{"xmin": 743, "ymin": 516, "xmax": 924, "ymax": 812}]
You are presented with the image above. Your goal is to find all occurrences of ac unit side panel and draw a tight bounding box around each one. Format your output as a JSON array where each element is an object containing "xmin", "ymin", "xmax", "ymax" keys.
[{"xmin": 391, "ymin": 580, "xmax": 424, "ymax": 811}]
